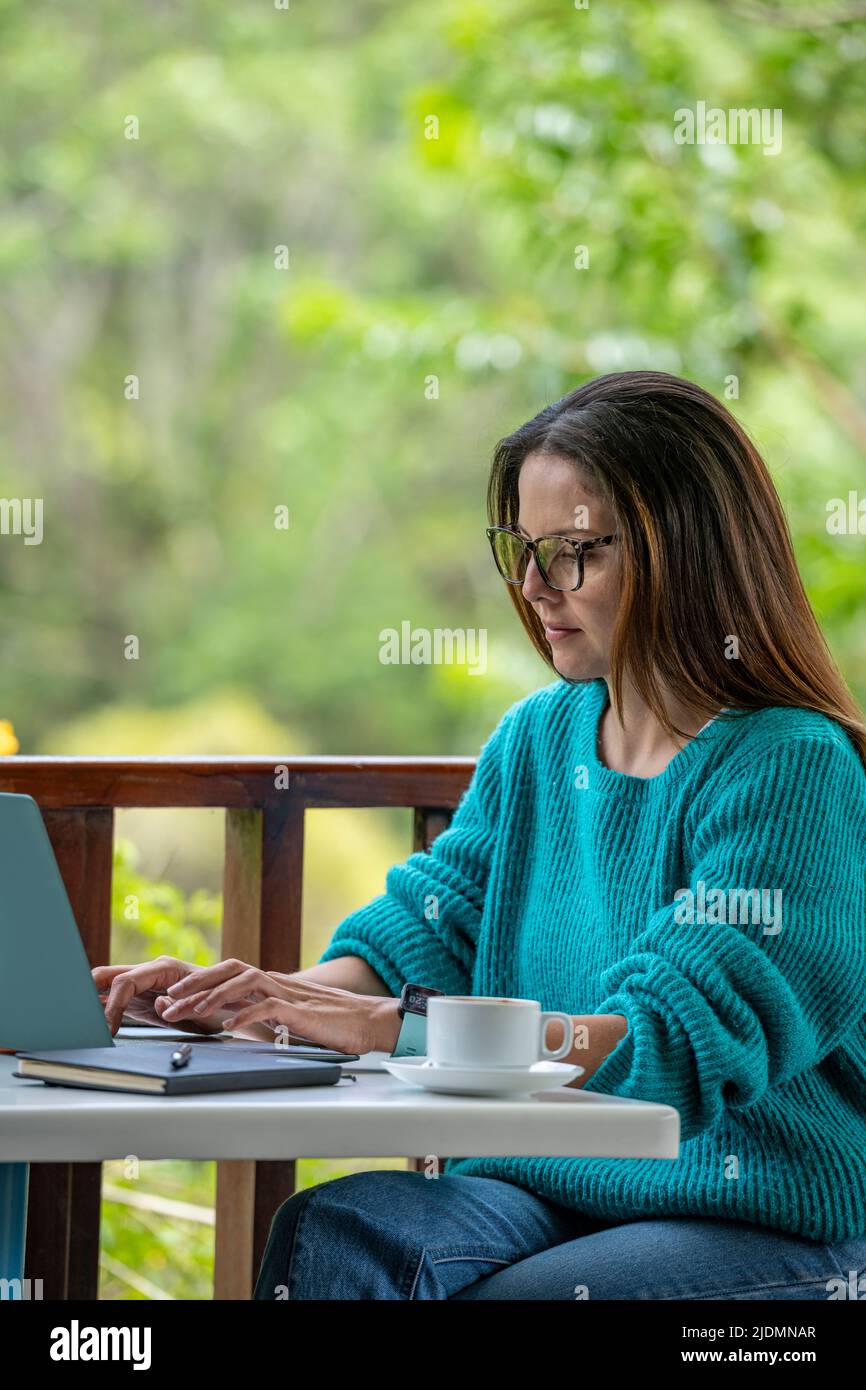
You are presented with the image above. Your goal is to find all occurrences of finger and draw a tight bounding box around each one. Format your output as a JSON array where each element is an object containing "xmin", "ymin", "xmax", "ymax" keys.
[
  {"xmin": 103, "ymin": 975, "xmax": 138, "ymax": 1031},
  {"xmin": 152, "ymin": 994, "xmax": 229, "ymax": 1031},
  {"xmin": 222, "ymin": 999, "xmax": 301, "ymax": 1032},
  {"xmin": 101, "ymin": 963, "xmax": 164, "ymax": 1029},
  {"xmin": 156, "ymin": 989, "xmax": 210, "ymax": 1019},
  {"xmin": 225, "ymin": 1020, "xmax": 285, "ymax": 1043},
  {"xmin": 92, "ymin": 965, "xmax": 136, "ymax": 988},
  {"xmin": 222, "ymin": 1007, "xmax": 330, "ymax": 1051},
  {"xmin": 151, "ymin": 1000, "xmax": 225, "ymax": 1035},
  {"xmin": 164, "ymin": 959, "xmax": 256, "ymax": 999},
  {"xmin": 182, "ymin": 969, "xmax": 279, "ymax": 1015},
  {"xmin": 158, "ymin": 988, "xmax": 234, "ymax": 1019},
  {"xmin": 102, "ymin": 957, "xmax": 186, "ymax": 1004}
]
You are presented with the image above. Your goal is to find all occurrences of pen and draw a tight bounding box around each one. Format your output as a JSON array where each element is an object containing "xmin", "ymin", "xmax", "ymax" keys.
[{"xmin": 170, "ymin": 1042, "xmax": 193, "ymax": 1069}]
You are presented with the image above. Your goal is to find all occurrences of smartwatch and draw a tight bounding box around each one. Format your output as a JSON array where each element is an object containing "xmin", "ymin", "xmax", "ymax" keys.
[{"xmin": 390, "ymin": 983, "xmax": 444, "ymax": 1058}]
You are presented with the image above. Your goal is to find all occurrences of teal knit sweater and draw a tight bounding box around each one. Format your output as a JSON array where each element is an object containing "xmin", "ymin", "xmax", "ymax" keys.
[{"xmin": 318, "ymin": 677, "xmax": 866, "ymax": 1243}]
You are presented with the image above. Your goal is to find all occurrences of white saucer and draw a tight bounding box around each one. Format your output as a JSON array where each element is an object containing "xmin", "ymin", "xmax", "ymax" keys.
[{"xmin": 382, "ymin": 1056, "xmax": 583, "ymax": 1096}]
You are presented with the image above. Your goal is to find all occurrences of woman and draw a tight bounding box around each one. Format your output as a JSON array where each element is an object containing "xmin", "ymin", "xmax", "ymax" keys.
[{"xmin": 96, "ymin": 371, "xmax": 866, "ymax": 1299}]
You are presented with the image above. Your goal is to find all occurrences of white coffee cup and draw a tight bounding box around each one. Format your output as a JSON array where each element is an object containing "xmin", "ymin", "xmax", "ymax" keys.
[{"xmin": 426, "ymin": 996, "xmax": 574, "ymax": 1070}]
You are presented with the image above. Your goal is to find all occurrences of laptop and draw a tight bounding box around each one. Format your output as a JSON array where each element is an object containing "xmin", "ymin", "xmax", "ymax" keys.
[{"xmin": 0, "ymin": 791, "xmax": 358, "ymax": 1061}]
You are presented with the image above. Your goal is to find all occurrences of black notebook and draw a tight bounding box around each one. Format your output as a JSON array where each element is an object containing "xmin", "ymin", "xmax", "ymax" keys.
[{"xmin": 14, "ymin": 1043, "xmax": 344, "ymax": 1095}]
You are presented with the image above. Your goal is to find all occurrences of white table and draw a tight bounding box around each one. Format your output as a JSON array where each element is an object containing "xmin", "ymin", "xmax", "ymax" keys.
[{"xmin": 0, "ymin": 1045, "xmax": 680, "ymax": 1281}]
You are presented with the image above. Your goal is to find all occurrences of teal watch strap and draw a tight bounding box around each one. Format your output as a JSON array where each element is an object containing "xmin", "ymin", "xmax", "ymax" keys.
[{"xmin": 390, "ymin": 1009, "xmax": 427, "ymax": 1058}]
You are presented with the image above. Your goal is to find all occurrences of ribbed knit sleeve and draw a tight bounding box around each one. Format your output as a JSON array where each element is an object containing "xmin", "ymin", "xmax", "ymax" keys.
[
  {"xmin": 316, "ymin": 706, "xmax": 515, "ymax": 997},
  {"xmin": 581, "ymin": 733, "xmax": 866, "ymax": 1144}
]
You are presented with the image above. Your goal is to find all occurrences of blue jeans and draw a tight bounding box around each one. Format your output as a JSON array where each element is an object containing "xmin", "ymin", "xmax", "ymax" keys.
[{"xmin": 252, "ymin": 1169, "xmax": 866, "ymax": 1300}]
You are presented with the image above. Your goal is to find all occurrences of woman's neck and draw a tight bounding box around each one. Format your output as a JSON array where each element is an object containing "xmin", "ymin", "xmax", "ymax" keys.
[{"xmin": 598, "ymin": 677, "xmax": 722, "ymax": 778}]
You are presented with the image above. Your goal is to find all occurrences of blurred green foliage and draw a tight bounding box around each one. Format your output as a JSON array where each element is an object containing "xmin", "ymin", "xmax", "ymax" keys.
[
  {"xmin": 112, "ymin": 836, "xmax": 221, "ymax": 963},
  {"xmin": 2, "ymin": 0, "xmax": 864, "ymax": 754},
  {"xmin": 99, "ymin": 1160, "xmax": 217, "ymax": 1301}
]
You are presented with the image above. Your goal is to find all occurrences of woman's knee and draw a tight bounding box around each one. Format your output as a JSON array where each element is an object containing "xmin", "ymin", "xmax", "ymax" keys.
[{"xmin": 266, "ymin": 1168, "xmax": 400, "ymax": 1234}]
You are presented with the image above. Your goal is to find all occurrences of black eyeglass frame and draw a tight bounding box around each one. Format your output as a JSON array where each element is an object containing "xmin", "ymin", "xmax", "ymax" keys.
[{"xmin": 486, "ymin": 525, "xmax": 619, "ymax": 592}]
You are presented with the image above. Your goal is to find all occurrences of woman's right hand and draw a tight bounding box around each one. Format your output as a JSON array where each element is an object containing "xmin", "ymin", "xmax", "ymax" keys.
[{"xmin": 92, "ymin": 957, "xmax": 240, "ymax": 1037}]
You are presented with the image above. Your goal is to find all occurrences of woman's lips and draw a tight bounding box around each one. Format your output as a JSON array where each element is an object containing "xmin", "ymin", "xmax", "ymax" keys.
[{"xmin": 544, "ymin": 624, "xmax": 581, "ymax": 643}]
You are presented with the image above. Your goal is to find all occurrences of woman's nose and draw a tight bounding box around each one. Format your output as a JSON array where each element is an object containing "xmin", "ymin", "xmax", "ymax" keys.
[{"xmin": 521, "ymin": 552, "xmax": 553, "ymax": 602}]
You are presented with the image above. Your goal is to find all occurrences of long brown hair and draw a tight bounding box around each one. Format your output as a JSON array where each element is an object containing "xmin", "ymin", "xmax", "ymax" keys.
[{"xmin": 487, "ymin": 370, "xmax": 866, "ymax": 770}]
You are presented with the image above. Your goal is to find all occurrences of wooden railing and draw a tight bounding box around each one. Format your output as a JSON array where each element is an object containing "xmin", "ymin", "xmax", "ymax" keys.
[{"xmin": 0, "ymin": 756, "xmax": 475, "ymax": 1300}]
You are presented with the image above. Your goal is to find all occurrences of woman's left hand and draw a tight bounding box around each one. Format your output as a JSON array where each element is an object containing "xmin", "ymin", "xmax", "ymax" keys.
[{"xmin": 160, "ymin": 962, "xmax": 401, "ymax": 1054}]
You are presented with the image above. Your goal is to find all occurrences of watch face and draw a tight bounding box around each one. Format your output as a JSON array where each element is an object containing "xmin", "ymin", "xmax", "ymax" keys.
[{"xmin": 404, "ymin": 985, "xmax": 440, "ymax": 1016}]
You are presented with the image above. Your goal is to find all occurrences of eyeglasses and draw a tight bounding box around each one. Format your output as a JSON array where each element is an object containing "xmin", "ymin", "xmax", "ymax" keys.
[{"xmin": 486, "ymin": 526, "xmax": 618, "ymax": 592}]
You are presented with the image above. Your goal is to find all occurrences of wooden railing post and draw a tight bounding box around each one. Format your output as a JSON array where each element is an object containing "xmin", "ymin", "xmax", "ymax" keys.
[
  {"xmin": 24, "ymin": 807, "xmax": 113, "ymax": 1301},
  {"xmin": 214, "ymin": 798, "xmax": 305, "ymax": 1300},
  {"xmin": 413, "ymin": 807, "xmax": 452, "ymax": 853}
]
